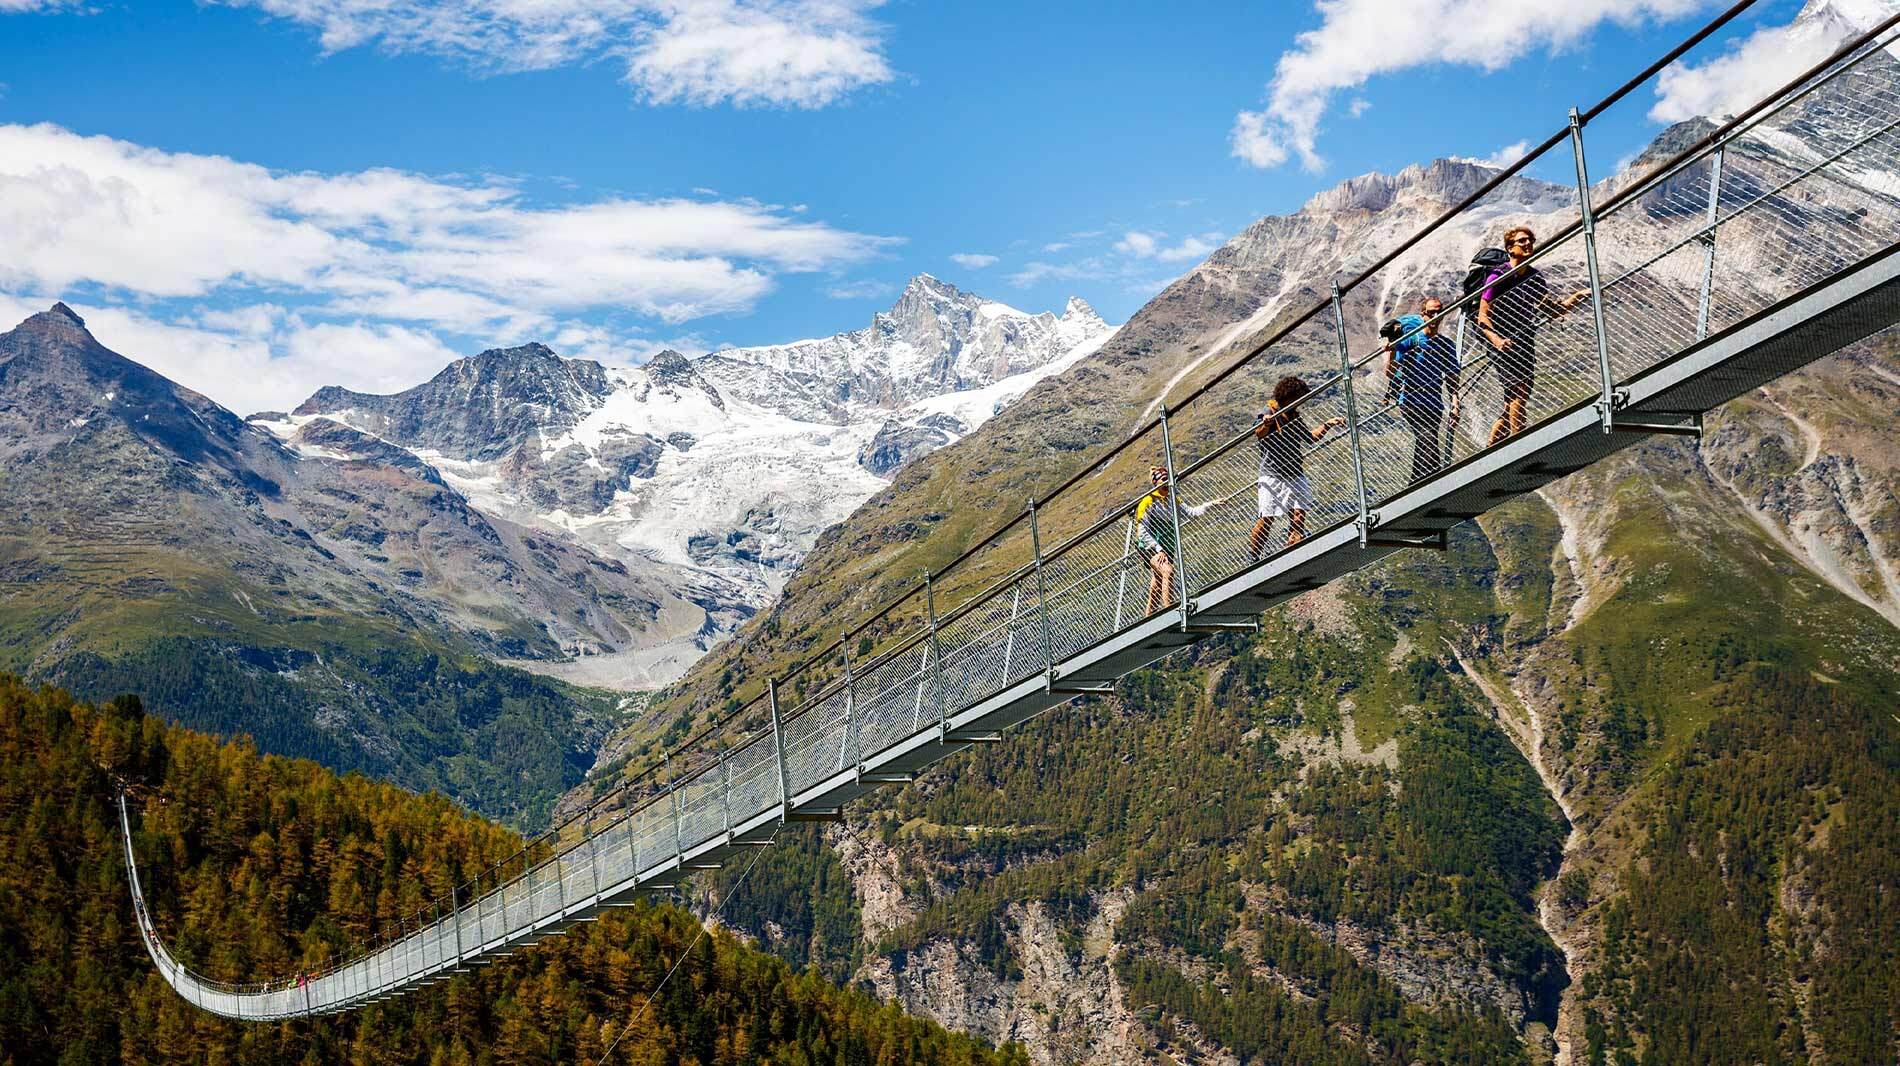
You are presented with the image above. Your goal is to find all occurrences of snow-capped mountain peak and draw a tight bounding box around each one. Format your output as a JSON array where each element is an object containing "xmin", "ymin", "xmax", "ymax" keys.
[
  {"xmin": 697, "ymin": 273, "xmax": 1110, "ymax": 416},
  {"xmin": 1798, "ymin": 0, "xmax": 1900, "ymax": 36},
  {"xmin": 1063, "ymin": 295, "xmax": 1104, "ymax": 324},
  {"xmin": 272, "ymin": 278, "xmax": 1117, "ymax": 682}
]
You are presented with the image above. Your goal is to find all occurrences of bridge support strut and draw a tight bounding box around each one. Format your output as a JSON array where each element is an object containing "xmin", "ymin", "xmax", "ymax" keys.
[{"xmin": 1570, "ymin": 107, "xmax": 1619, "ymax": 433}]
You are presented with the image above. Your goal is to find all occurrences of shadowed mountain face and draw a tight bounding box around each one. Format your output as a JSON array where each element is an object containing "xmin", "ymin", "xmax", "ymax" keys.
[
  {"xmin": 295, "ymin": 342, "xmax": 620, "ymax": 461},
  {"xmin": 596, "ymin": 102, "xmax": 1900, "ymax": 1062},
  {"xmin": 0, "ymin": 305, "xmax": 697, "ymax": 826},
  {"xmin": 0, "ymin": 303, "xmax": 275, "ymax": 489}
]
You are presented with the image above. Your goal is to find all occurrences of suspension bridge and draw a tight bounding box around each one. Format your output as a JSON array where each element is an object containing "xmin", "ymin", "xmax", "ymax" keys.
[{"xmin": 121, "ymin": 3, "xmax": 1900, "ymax": 1020}]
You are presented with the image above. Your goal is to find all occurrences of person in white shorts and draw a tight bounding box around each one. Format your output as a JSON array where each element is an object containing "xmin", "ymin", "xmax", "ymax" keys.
[{"xmin": 1250, "ymin": 375, "xmax": 1345, "ymax": 560}]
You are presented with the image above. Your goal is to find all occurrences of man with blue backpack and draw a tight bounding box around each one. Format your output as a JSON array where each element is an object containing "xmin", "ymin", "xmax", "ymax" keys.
[{"xmin": 1379, "ymin": 296, "xmax": 1461, "ymax": 484}]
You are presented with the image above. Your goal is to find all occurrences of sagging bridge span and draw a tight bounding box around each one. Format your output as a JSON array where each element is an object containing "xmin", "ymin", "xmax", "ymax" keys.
[{"xmin": 121, "ymin": 2, "xmax": 1900, "ymax": 1020}]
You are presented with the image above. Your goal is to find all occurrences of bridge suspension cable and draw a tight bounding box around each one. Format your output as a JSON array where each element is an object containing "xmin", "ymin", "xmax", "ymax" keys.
[{"xmin": 123, "ymin": 3, "xmax": 1900, "ymax": 1018}]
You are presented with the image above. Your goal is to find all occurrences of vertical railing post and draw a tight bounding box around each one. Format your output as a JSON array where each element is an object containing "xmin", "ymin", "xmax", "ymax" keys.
[
  {"xmin": 839, "ymin": 634, "xmax": 859, "ymax": 776},
  {"xmin": 1028, "ymin": 499, "xmax": 1054, "ymax": 684},
  {"xmin": 769, "ymin": 679, "xmax": 791, "ymax": 821},
  {"xmin": 665, "ymin": 753, "xmax": 685, "ymax": 872},
  {"xmin": 1451, "ymin": 317, "xmax": 1467, "ymax": 457},
  {"xmin": 514, "ymin": 854, "xmax": 526, "ymax": 936},
  {"xmin": 1158, "ymin": 406, "xmax": 1192, "ymax": 628},
  {"xmin": 1569, "ymin": 108, "xmax": 1617, "ymax": 432},
  {"xmin": 452, "ymin": 884, "xmax": 464, "ymax": 968},
  {"xmin": 911, "ymin": 637, "xmax": 929, "ymax": 733},
  {"xmin": 520, "ymin": 863, "xmax": 534, "ymax": 942},
  {"xmin": 1001, "ymin": 585, "xmax": 1023, "ymax": 680},
  {"xmin": 1112, "ymin": 519, "xmax": 1135, "ymax": 630},
  {"xmin": 1331, "ymin": 281, "xmax": 1371, "ymax": 545},
  {"xmin": 496, "ymin": 863, "xmax": 508, "ymax": 946},
  {"xmin": 722, "ymin": 748, "xmax": 736, "ymax": 838},
  {"xmin": 480, "ymin": 865, "xmax": 494, "ymax": 949},
  {"xmin": 587, "ymin": 822, "xmax": 602, "ymax": 905},
  {"xmin": 508, "ymin": 856, "xmax": 520, "ymax": 937},
  {"xmin": 926, "ymin": 571, "xmax": 950, "ymax": 741},
  {"xmin": 1696, "ymin": 145, "xmax": 1725, "ymax": 341}
]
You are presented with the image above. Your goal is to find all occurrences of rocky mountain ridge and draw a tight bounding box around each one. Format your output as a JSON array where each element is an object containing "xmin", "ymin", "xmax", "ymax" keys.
[
  {"xmin": 276, "ymin": 275, "xmax": 1115, "ymax": 686},
  {"xmin": 697, "ymin": 275, "xmax": 1109, "ymax": 417},
  {"xmin": 0, "ymin": 302, "xmax": 712, "ymax": 823}
]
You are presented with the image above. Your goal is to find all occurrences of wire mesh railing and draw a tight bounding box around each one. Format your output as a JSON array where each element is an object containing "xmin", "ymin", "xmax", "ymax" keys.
[{"xmin": 123, "ymin": 4, "xmax": 1900, "ymax": 1019}]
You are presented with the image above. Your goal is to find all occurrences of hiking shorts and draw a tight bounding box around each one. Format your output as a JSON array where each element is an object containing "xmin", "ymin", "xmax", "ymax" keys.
[
  {"xmin": 1138, "ymin": 530, "xmax": 1174, "ymax": 561},
  {"xmin": 1257, "ymin": 475, "xmax": 1314, "ymax": 518},
  {"xmin": 1494, "ymin": 340, "xmax": 1535, "ymax": 399}
]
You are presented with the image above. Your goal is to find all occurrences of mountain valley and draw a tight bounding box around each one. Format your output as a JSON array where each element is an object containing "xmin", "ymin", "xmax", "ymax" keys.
[{"xmin": 0, "ymin": 279, "xmax": 1112, "ymax": 825}]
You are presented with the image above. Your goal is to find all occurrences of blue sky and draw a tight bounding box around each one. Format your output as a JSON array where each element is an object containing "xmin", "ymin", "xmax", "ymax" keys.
[{"xmin": 0, "ymin": 0, "xmax": 1839, "ymax": 412}]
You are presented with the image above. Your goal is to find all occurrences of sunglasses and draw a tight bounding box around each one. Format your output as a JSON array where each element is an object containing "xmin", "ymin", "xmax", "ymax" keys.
[{"xmin": 1508, "ymin": 237, "xmax": 1534, "ymax": 247}]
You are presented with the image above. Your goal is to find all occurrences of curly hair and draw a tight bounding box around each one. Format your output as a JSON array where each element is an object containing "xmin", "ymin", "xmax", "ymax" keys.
[
  {"xmin": 1502, "ymin": 225, "xmax": 1536, "ymax": 248},
  {"xmin": 1272, "ymin": 375, "xmax": 1311, "ymax": 408}
]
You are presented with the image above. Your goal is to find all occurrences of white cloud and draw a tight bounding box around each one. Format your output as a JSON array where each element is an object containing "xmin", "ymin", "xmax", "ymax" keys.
[
  {"xmin": 1231, "ymin": 0, "xmax": 1709, "ymax": 171},
  {"xmin": 949, "ymin": 252, "xmax": 999, "ymax": 270},
  {"xmin": 0, "ymin": 293, "xmax": 462, "ymax": 415},
  {"xmin": 824, "ymin": 278, "xmax": 896, "ymax": 299},
  {"xmin": 1007, "ymin": 260, "xmax": 1102, "ymax": 288},
  {"xmin": 1011, "ymin": 228, "xmax": 1224, "ymax": 289},
  {"xmin": 0, "ymin": 122, "xmax": 891, "ymax": 324},
  {"xmin": 1453, "ymin": 139, "xmax": 1532, "ymax": 169},
  {"xmin": 1648, "ymin": 2, "xmax": 1880, "ymax": 123},
  {"xmin": 1114, "ymin": 231, "xmax": 1159, "ymax": 257},
  {"xmin": 1231, "ymin": 109, "xmax": 1290, "ymax": 169},
  {"xmin": 628, "ymin": 0, "xmax": 894, "ymax": 108},
  {"xmin": 553, "ymin": 322, "xmax": 711, "ymax": 364},
  {"xmin": 0, "ymin": 122, "xmax": 897, "ymax": 411},
  {"xmin": 215, "ymin": 0, "xmax": 894, "ymax": 108},
  {"xmin": 280, "ymin": 320, "xmax": 465, "ymax": 396},
  {"xmin": 1347, "ymin": 96, "xmax": 1371, "ymax": 118},
  {"xmin": 1114, "ymin": 230, "xmax": 1221, "ymax": 263},
  {"xmin": 1157, "ymin": 236, "xmax": 1218, "ymax": 263}
]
